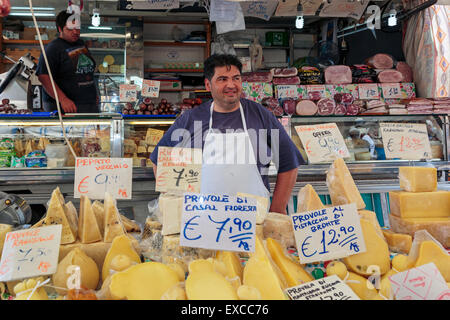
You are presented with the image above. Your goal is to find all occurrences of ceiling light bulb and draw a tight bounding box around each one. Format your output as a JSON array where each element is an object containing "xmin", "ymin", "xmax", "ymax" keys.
[
  {"xmin": 388, "ymin": 9, "xmax": 397, "ymax": 27},
  {"xmin": 92, "ymin": 9, "xmax": 101, "ymax": 27},
  {"xmin": 296, "ymin": 15, "xmax": 304, "ymax": 29}
]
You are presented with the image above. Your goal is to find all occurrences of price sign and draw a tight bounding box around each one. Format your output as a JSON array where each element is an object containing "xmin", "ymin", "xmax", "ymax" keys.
[
  {"xmin": 74, "ymin": 157, "xmax": 133, "ymax": 200},
  {"xmin": 179, "ymin": 193, "xmax": 257, "ymax": 253},
  {"xmin": 295, "ymin": 123, "xmax": 350, "ymax": 163},
  {"xmin": 291, "ymin": 203, "xmax": 366, "ymax": 264},
  {"xmin": 142, "ymin": 79, "xmax": 160, "ymax": 98},
  {"xmin": 279, "ymin": 117, "xmax": 291, "ymax": 137},
  {"xmin": 119, "ymin": 84, "xmax": 137, "ymax": 102},
  {"xmin": 381, "ymin": 83, "xmax": 402, "ymax": 99},
  {"xmin": 276, "ymin": 85, "xmax": 298, "ymax": 99},
  {"xmin": 156, "ymin": 147, "xmax": 202, "ymax": 193},
  {"xmin": 389, "ymin": 263, "xmax": 450, "ymax": 300},
  {"xmin": 380, "ymin": 122, "xmax": 432, "ymax": 160},
  {"xmin": 146, "ymin": 128, "xmax": 165, "ymax": 146},
  {"xmin": 0, "ymin": 225, "xmax": 62, "ymax": 282},
  {"xmin": 285, "ymin": 275, "xmax": 360, "ymax": 300},
  {"xmin": 358, "ymin": 83, "xmax": 380, "ymax": 100}
]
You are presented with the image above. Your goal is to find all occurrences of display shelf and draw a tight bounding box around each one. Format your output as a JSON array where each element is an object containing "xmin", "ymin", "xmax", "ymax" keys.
[
  {"xmin": 144, "ymin": 41, "xmax": 206, "ymax": 47},
  {"xmin": 2, "ymin": 39, "xmax": 51, "ymax": 45},
  {"xmin": 145, "ymin": 68, "xmax": 204, "ymax": 73},
  {"xmin": 89, "ymin": 48, "xmax": 125, "ymax": 53}
]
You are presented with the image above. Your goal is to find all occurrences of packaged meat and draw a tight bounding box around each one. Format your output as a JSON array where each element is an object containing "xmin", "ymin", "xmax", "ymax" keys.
[
  {"xmin": 334, "ymin": 103, "xmax": 347, "ymax": 115},
  {"xmin": 261, "ymin": 97, "xmax": 280, "ymax": 109},
  {"xmin": 350, "ymin": 64, "xmax": 377, "ymax": 83},
  {"xmin": 298, "ymin": 66, "xmax": 323, "ymax": 84},
  {"xmin": 366, "ymin": 100, "xmax": 386, "ymax": 110},
  {"xmin": 272, "ymin": 76, "xmax": 300, "ymax": 85},
  {"xmin": 377, "ymin": 69, "xmax": 404, "ymax": 83},
  {"xmin": 407, "ymin": 98, "xmax": 433, "ymax": 105},
  {"xmin": 242, "ymin": 72, "xmax": 273, "ymax": 83},
  {"xmin": 295, "ymin": 100, "xmax": 318, "ymax": 116},
  {"xmin": 334, "ymin": 93, "xmax": 343, "ymax": 103},
  {"xmin": 361, "ymin": 106, "xmax": 387, "ymax": 114},
  {"xmin": 345, "ymin": 104, "xmax": 360, "ymax": 115},
  {"xmin": 341, "ymin": 93, "xmax": 354, "ymax": 104},
  {"xmin": 324, "ymin": 65, "xmax": 352, "ymax": 84},
  {"xmin": 395, "ymin": 61, "xmax": 413, "ymax": 82},
  {"xmin": 365, "ymin": 53, "xmax": 395, "ymax": 69},
  {"xmin": 282, "ymin": 99, "xmax": 297, "ymax": 115},
  {"xmin": 353, "ymin": 99, "xmax": 367, "ymax": 111},
  {"xmin": 308, "ymin": 91, "xmax": 322, "ymax": 101},
  {"xmin": 271, "ymin": 67, "xmax": 298, "ymax": 78},
  {"xmin": 317, "ymin": 98, "xmax": 336, "ymax": 115}
]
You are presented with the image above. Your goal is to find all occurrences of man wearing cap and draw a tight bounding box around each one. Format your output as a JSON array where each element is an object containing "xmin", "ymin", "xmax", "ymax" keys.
[{"xmin": 36, "ymin": 10, "xmax": 99, "ymax": 113}]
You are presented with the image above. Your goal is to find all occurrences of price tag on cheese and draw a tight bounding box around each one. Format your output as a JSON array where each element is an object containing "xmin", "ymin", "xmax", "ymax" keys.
[
  {"xmin": 145, "ymin": 128, "xmax": 165, "ymax": 146},
  {"xmin": 358, "ymin": 83, "xmax": 380, "ymax": 100},
  {"xmin": 295, "ymin": 123, "xmax": 350, "ymax": 163},
  {"xmin": 291, "ymin": 203, "xmax": 366, "ymax": 264},
  {"xmin": 156, "ymin": 147, "xmax": 202, "ymax": 193},
  {"xmin": 141, "ymin": 79, "xmax": 160, "ymax": 98},
  {"xmin": 285, "ymin": 275, "xmax": 360, "ymax": 300},
  {"xmin": 74, "ymin": 157, "xmax": 133, "ymax": 200},
  {"xmin": 179, "ymin": 193, "xmax": 257, "ymax": 253},
  {"xmin": 380, "ymin": 122, "xmax": 432, "ymax": 160},
  {"xmin": 0, "ymin": 225, "xmax": 62, "ymax": 282},
  {"xmin": 119, "ymin": 84, "xmax": 137, "ymax": 102},
  {"xmin": 389, "ymin": 263, "xmax": 450, "ymax": 300},
  {"xmin": 381, "ymin": 83, "xmax": 402, "ymax": 99}
]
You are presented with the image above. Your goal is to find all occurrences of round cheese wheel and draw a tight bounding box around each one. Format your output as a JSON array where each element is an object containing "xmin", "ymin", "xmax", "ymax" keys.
[{"xmin": 103, "ymin": 55, "xmax": 115, "ymax": 65}]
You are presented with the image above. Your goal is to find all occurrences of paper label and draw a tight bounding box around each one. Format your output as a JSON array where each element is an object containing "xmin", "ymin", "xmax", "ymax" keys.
[
  {"xmin": 358, "ymin": 83, "xmax": 380, "ymax": 100},
  {"xmin": 142, "ymin": 79, "xmax": 160, "ymax": 98},
  {"xmin": 380, "ymin": 122, "xmax": 432, "ymax": 160},
  {"xmin": 291, "ymin": 204, "xmax": 366, "ymax": 264},
  {"xmin": 276, "ymin": 85, "xmax": 299, "ymax": 99},
  {"xmin": 319, "ymin": 1, "xmax": 368, "ymax": 19},
  {"xmin": 286, "ymin": 274, "xmax": 361, "ymax": 300},
  {"xmin": 0, "ymin": 225, "xmax": 62, "ymax": 282},
  {"xmin": 389, "ymin": 263, "xmax": 450, "ymax": 300},
  {"xmin": 146, "ymin": 128, "xmax": 165, "ymax": 146},
  {"xmin": 155, "ymin": 147, "xmax": 202, "ymax": 193},
  {"xmin": 381, "ymin": 83, "xmax": 402, "ymax": 99},
  {"xmin": 179, "ymin": 193, "xmax": 257, "ymax": 253},
  {"xmin": 295, "ymin": 123, "xmax": 350, "ymax": 163},
  {"xmin": 119, "ymin": 84, "xmax": 137, "ymax": 102},
  {"xmin": 74, "ymin": 157, "xmax": 133, "ymax": 199},
  {"xmin": 240, "ymin": 0, "xmax": 278, "ymax": 21}
]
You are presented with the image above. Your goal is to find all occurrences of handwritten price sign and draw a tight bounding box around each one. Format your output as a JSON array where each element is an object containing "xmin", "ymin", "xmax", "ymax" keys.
[
  {"xmin": 381, "ymin": 83, "xmax": 402, "ymax": 99},
  {"xmin": 142, "ymin": 79, "xmax": 160, "ymax": 98},
  {"xmin": 179, "ymin": 193, "xmax": 257, "ymax": 253},
  {"xmin": 358, "ymin": 83, "xmax": 380, "ymax": 100},
  {"xmin": 291, "ymin": 203, "xmax": 366, "ymax": 264},
  {"xmin": 119, "ymin": 84, "xmax": 137, "ymax": 102},
  {"xmin": 295, "ymin": 123, "xmax": 350, "ymax": 163},
  {"xmin": 285, "ymin": 275, "xmax": 360, "ymax": 300},
  {"xmin": 156, "ymin": 147, "xmax": 202, "ymax": 193},
  {"xmin": 380, "ymin": 122, "xmax": 432, "ymax": 160},
  {"xmin": 0, "ymin": 225, "xmax": 62, "ymax": 282},
  {"xmin": 74, "ymin": 157, "xmax": 133, "ymax": 200},
  {"xmin": 276, "ymin": 85, "xmax": 298, "ymax": 99}
]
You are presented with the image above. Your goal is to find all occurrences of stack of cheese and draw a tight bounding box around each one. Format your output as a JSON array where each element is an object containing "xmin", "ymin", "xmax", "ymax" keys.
[{"xmin": 388, "ymin": 167, "xmax": 450, "ymax": 248}]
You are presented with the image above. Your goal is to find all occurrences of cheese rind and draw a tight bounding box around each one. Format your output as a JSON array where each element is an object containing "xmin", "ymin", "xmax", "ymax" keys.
[
  {"xmin": 389, "ymin": 191, "xmax": 450, "ymax": 218},
  {"xmin": 296, "ymin": 184, "xmax": 325, "ymax": 213},
  {"xmin": 381, "ymin": 229, "xmax": 412, "ymax": 254},
  {"xmin": 399, "ymin": 166, "xmax": 437, "ymax": 192},
  {"xmin": 326, "ymin": 158, "xmax": 366, "ymax": 210},
  {"xmin": 262, "ymin": 212, "xmax": 295, "ymax": 249},
  {"xmin": 388, "ymin": 215, "xmax": 450, "ymax": 247}
]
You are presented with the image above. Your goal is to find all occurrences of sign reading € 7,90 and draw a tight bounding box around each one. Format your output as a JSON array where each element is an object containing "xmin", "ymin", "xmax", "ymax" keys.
[{"xmin": 179, "ymin": 193, "xmax": 257, "ymax": 253}]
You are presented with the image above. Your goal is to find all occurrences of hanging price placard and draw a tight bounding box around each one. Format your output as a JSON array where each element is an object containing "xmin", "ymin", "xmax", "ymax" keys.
[
  {"xmin": 380, "ymin": 122, "xmax": 432, "ymax": 160},
  {"xmin": 179, "ymin": 193, "xmax": 257, "ymax": 253},
  {"xmin": 142, "ymin": 80, "xmax": 160, "ymax": 98},
  {"xmin": 291, "ymin": 203, "xmax": 366, "ymax": 264},
  {"xmin": 156, "ymin": 147, "xmax": 202, "ymax": 193},
  {"xmin": 119, "ymin": 84, "xmax": 137, "ymax": 102},
  {"xmin": 358, "ymin": 83, "xmax": 380, "ymax": 100},
  {"xmin": 295, "ymin": 123, "xmax": 350, "ymax": 163}
]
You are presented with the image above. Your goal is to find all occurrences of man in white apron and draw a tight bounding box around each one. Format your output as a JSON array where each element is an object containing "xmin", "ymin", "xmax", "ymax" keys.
[{"xmin": 151, "ymin": 54, "xmax": 304, "ymax": 214}]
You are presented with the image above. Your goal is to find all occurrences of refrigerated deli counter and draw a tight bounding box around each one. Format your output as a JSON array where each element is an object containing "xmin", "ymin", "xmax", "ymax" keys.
[{"xmin": 0, "ymin": 112, "xmax": 449, "ymax": 227}]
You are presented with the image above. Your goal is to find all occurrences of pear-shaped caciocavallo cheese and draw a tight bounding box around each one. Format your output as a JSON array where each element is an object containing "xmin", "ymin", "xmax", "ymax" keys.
[
  {"xmin": 342, "ymin": 218, "xmax": 390, "ymax": 276},
  {"xmin": 215, "ymin": 251, "xmax": 243, "ymax": 290}
]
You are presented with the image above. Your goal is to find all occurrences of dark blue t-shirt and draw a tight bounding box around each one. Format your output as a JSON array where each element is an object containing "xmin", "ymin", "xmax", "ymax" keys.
[
  {"xmin": 36, "ymin": 38, "xmax": 97, "ymax": 112},
  {"xmin": 150, "ymin": 98, "xmax": 305, "ymax": 191}
]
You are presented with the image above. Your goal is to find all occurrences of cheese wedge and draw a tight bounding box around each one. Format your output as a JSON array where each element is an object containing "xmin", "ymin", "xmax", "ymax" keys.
[
  {"xmin": 388, "ymin": 215, "xmax": 450, "ymax": 248},
  {"xmin": 389, "ymin": 191, "xmax": 450, "ymax": 218},
  {"xmin": 119, "ymin": 215, "xmax": 141, "ymax": 233},
  {"xmin": 78, "ymin": 196, "xmax": 103, "ymax": 244},
  {"xmin": 414, "ymin": 240, "xmax": 450, "ymax": 282},
  {"xmin": 159, "ymin": 193, "xmax": 183, "ymax": 236},
  {"xmin": 215, "ymin": 251, "xmax": 243, "ymax": 290},
  {"xmin": 381, "ymin": 229, "xmax": 412, "ymax": 254},
  {"xmin": 63, "ymin": 201, "xmax": 79, "ymax": 236},
  {"xmin": 237, "ymin": 192, "xmax": 269, "ymax": 224},
  {"xmin": 0, "ymin": 224, "xmax": 12, "ymax": 259},
  {"xmin": 103, "ymin": 193, "xmax": 126, "ymax": 242},
  {"xmin": 296, "ymin": 184, "xmax": 325, "ymax": 213},
  {"xmin": 358, "ymin": 210, "xmax": 385, "ymax": 240},
  {"xmin": 343, "ymin": 219, "xmax": 390, "ymax": 276},
  {"xmin": 326, "ymin": 158, "xmax": 366, "ymax": 210},
  {"xmin": 399, "ymin": 166, "xmax": 437, "ymax": 192},
  {"xmin": 263, "ymin": 212, "xmax": 295, "ymax": 249},
  {"xmin": 36, "ymin": 189, "xmax": 76, "ymax": 244},
  {"xmin": 92, "ymin": 200, "xmax": 105, "ymax": 235}
]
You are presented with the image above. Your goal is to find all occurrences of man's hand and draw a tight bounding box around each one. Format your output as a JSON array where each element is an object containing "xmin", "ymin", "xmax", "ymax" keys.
[{"xmin": 60, "ymin": 96, "xmax": 77, "ymax": 113}]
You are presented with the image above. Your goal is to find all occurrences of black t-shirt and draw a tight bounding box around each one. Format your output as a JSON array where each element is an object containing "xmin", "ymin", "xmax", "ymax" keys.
[{"xmin": 36, "ymin": 38, "xmax": 98, "ymax": 112}]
